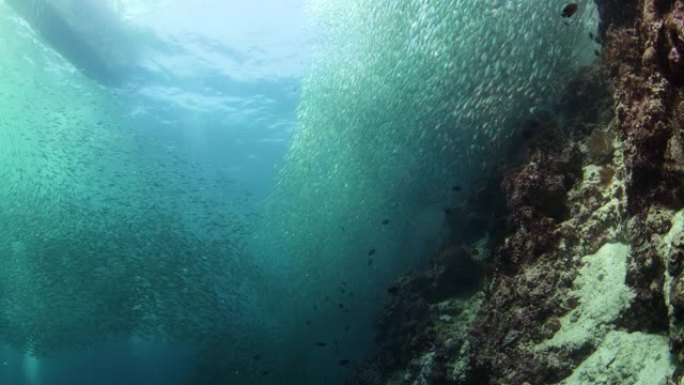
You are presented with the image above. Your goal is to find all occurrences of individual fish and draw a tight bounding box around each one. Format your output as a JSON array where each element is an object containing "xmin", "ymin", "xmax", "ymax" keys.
[
  {"xmin": 317, "ymin": 342, "xmax": 327, "ymax": 347},
  {"xmin": 452, "ymin": 185, "xmax": 462, "ymax": 192},
  {"xmin": 338, "ymin": 359, "xmax": 350, "ymax": 366},
  {"xmin": 561, "ymin": 3, "xmax": 578, "ymax": 18},
  {"xmin": 368, "ymin": 249, "xmax": 376, "ymax": 256},
  {"xmin": 381, "ymin": 219, "xmax": 389, "ymax": 225}
]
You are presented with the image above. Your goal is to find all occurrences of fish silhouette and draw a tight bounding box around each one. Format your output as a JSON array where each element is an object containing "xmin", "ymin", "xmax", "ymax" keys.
[{"xmin": 561, "ymin": 3, "xmax": 578, "ymax": 18}]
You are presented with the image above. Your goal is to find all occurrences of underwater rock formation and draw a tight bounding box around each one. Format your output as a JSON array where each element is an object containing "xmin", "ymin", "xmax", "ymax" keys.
[
  {"xmin": 354, "ymin": 65, "xmax": 622, "ymax": 385},
  {"xmin": 355, "ymin": 1, "xmax": 684, "ymax": 384}
]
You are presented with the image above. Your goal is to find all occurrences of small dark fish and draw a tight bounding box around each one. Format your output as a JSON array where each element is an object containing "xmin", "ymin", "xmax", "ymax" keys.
[
  {"xmin": 368, "ymin": 258, "xmax": 373, "ymax": 266},
  {"xmin": 381, "ymin": 219, "xmax": 389, "ymax": 225},
  {"xmin": 313, "ymin": 305, "xmax": 318, "ymax": 310},
  {"xmin": 561, "ymin": 3, "xmax": 578, "ymax": 18},
  {"xmin": 368, "ymin": 249, "xmax": 376, "ymax": 256},
  {"xmin": 317, "ymin": 342, "xmax": 327, "ymax": 347},
  {"xmin": 387, "ymin": 285, "xmax": 399, "ymax": 295},
  {"xmin": 594, "ymin": 49, "xmax": 601, "ymax": 57},
  {"xmin": 589, "ymin": 32, "xmax": 594, "ymax": 40},
  {"xmin": 253, "ymin": 354, "xmax": 261, "ymax": 360},
  {"xmin": 344, "ymin": 325, "xmax": 350, "ymax": 332},
  {"xmin": 338, "ymin": 359, "xmax": 350, "ymax": 366},
  {"xmin": 306, "ymin": 320, "xmax": 312, "ymax": 325},
  {"xmin": 452, "ymin": 185, "xmax": 462, "ymax": 192},
  {"xmin": 340, "ymin": 288, "xmax": 346, "ymax": 294},
  {"xmin": 339, "ymin": 303, "xmax": 344, "ymax": 309},
  {"xmin": 261, "ymin": 370, "xmax": 270, "ymax": 376}
]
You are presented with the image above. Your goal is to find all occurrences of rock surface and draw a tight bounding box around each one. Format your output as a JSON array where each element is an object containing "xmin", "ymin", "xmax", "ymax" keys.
[{"xmin": 352, "ymin": 1, "xmax": 684, "ymax": 384}]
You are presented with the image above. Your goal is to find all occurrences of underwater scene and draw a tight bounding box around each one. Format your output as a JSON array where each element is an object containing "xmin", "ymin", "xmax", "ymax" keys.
[{"xmin": 3, "ymin": 0, "xmax": 684, "ymax": 384}]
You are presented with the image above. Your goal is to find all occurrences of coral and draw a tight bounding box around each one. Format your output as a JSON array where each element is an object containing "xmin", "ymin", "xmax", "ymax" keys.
[
  {"xmin": 662, "ymin": 1, "xmax": 684, "ymax": 85},
  {"xmin": 469, "ymin": 66, "xmax": 624, "ymax": 384},
  {"xmin": 599, "ymin": 166, "xmax": 615, "ymax": 187},
  {"xmin": 463, "ymin": 1, "xmax": 684, "ymax": 383},
  {"xmin": 559, "ymin": 331, "xmax": 672, "ymax": 385},
  {"xmin": 534, "ymin": 243, "xmax": 635, "ymax": 358},
  {"xmin": 658, "ymin": 210, "xmax": 684, "ymax": 373},
  {"xmin": 499, "ymin": 143, "xmax": 581, "ymax": 271},
  {"xmin": 587, "ymin": 128, "xmax": 615, "ymax": 164}
]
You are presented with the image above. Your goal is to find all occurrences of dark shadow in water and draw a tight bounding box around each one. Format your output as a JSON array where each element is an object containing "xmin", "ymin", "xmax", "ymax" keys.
[{"xmin": 6, "ymin": 0, "xmax": 131, "ymax": 86}]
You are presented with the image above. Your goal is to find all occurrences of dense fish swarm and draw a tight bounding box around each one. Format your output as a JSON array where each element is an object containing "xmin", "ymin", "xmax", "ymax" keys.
[
  {"xmin": 261, "ymin": 0, "xmax": 599, "ymax": 312},
  {"xmin": 246, "ymin": 1, "xmax": 601, "ymax": 382},
  {"xmin": 0, "ymin": 0, "xmax": 605, "ymax": 383},
  {"xmin": 0, "ymin": 1, "xmax": 263, "ymax": 365}
]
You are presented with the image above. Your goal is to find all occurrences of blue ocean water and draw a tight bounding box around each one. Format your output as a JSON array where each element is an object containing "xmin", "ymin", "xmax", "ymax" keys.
[{"xmin": 0, "ymin": 0, "xmax": 599, "ymax": 384}]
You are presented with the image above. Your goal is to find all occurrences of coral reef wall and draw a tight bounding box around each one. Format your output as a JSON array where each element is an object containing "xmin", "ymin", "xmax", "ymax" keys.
[
  {"xmin": 354, "ymin": 1, "xmax": 684, "ymax": 384},
  {"xmin": 601, "ymin": 0, "xmax": 684, "ymax": 380}
]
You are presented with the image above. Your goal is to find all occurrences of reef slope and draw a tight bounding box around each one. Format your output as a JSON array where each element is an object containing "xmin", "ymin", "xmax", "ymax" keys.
[{"xmin": 353, "ymin": 1, "xmax": 684, "ymax": 384}]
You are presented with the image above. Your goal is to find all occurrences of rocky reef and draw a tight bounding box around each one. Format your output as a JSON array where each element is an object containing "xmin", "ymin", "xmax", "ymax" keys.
[{"xmin": 353, "ymin": 1, "xmax": 684, "ymax": 384}]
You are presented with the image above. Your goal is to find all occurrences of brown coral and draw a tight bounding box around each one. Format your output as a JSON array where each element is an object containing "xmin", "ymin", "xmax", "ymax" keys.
[{"xmin": 587, "ymin": 128, "xmax": 614, "ymax": 164}]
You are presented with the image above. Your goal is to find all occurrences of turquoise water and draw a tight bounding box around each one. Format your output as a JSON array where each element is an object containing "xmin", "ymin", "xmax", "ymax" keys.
[{"xmin": 0, "ymin": 0, "xmax": 598, "ymax": 384}]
